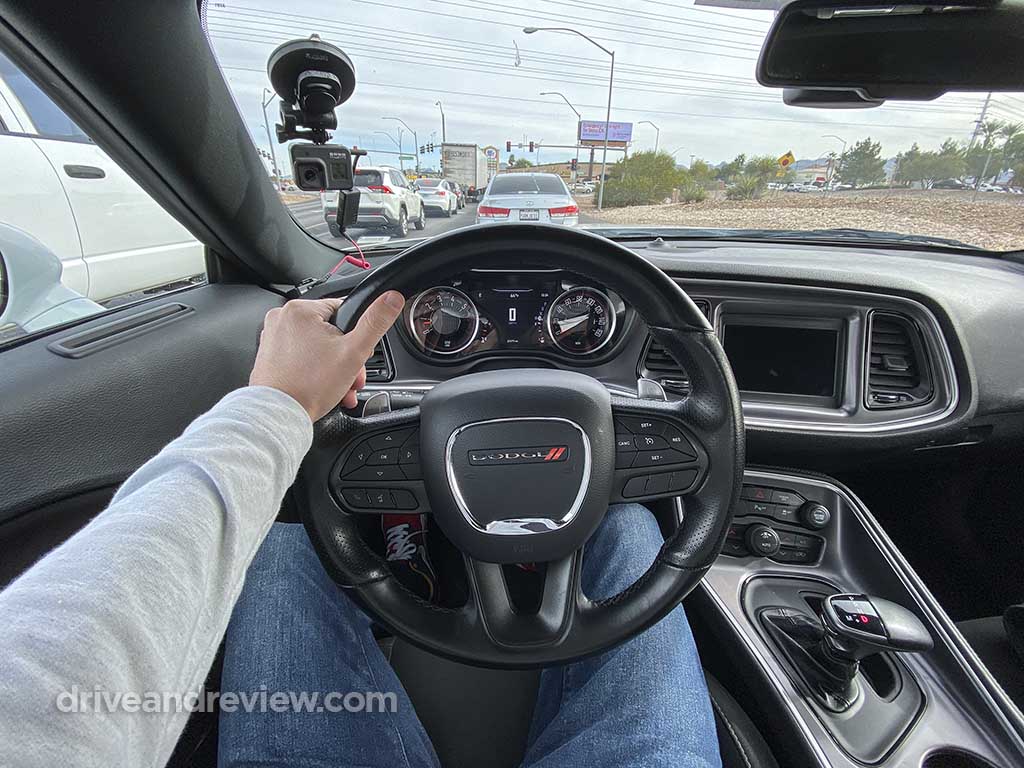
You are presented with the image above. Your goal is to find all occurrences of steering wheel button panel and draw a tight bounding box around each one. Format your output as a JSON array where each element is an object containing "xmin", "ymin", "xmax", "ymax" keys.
[
  {"xmin": 370, "ymin": 429, "xmax": 414, "ymax": 450},
  {"xmin": 367, "ymin": 447, "xmax": 399, "ymax": 465},
  {"xmin": 615, "ymin": 434, "xmax": 634, "ymax": 451}
]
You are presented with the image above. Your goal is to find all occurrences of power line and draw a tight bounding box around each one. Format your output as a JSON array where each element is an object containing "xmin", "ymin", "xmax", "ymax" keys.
[
  {"xmin": 537, "ymin": 0, "xmax": 767, "ymax": 39},
  {"xmin": 634, "ymin": 0, "xmax": 772, "ymax": 27},
  {"xmin": 207, "ymin": 16, "xmax": 984, "ymax": 116},
  {"xmin": 220, "ymin": 64, "xmax": 975, "ymax": 136}
]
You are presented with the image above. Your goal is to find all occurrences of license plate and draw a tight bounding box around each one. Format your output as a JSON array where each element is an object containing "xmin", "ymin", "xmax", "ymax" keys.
[{"xmin": 519, "ymin": 209, "xmax": 539, "ymax": 220}]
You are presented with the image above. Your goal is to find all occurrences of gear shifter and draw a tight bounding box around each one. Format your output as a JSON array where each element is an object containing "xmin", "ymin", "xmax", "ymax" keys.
[{"xmin": 761, "ymin": 593, "xmax": 933, "ymax": 711}]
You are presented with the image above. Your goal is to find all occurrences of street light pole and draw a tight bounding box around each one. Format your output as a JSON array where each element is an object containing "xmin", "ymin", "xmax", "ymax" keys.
[
  {"xmin": 384, "ymin": 117, "xmax": 418, "ymax": 173},
  {"xmin": 374, "ymin": 129, "xmax": 404, "ymax": 170},
  {"xmin": 639, "ymin": 120, "xmax": 660, "ymax": 153},
  {"xmin": 540, "ymin": 91, "xmax": 581, "ymax": 182},
  {"xmin": 525, "ymin": 27, "xmax": 614, "ymax": 211},
  {"xmin": 435, "ymin": 101, "xmax": 446, "ymax": 142},
  {"xmin": 822, "ymin": 134, "xmax": 847, "ymax": 188},
  {"xmin": 261, "ymin": 88, "xmax": 281, "ymax": 190}
]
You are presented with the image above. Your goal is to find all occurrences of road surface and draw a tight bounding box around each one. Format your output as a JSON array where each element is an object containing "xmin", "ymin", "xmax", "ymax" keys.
[{"xmin": 286, "ymin": 197, "xmax": 480, "ymax": 247}]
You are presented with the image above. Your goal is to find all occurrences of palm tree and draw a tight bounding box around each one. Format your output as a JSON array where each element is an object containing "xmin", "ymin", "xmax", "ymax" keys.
[
  {"xmin": 996, "ymin": 122, "xmax": 1024, "ymax": 185},
  {"xmin": 974, "ymin": 119, "xmax": 1004, "ymax": 196}
]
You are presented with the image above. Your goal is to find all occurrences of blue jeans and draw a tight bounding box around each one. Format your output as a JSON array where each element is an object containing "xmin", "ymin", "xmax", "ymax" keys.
[{"xmin": 218, "ymin": 504, "xmax": 721, "ymax": 767}]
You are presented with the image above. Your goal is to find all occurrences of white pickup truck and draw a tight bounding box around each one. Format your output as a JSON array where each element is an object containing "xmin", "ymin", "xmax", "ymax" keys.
[{"xmin": 0, "ymin": 50, "xmax": 204, "ymax": 302}]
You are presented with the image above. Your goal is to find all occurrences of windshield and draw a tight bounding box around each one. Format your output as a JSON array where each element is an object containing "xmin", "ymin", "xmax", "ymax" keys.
[
  {"xmin": 353, "ymin": 170, "xmax": 383, "ymax": 187},
  {"xmin": 206, "ymin": 1, "xmax": 1024, "ymax": 253}
]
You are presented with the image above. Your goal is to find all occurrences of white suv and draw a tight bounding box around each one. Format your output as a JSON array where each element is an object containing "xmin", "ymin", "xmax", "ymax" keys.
[
  {"xmin": 0, "ymin": 50, "xmax": 204, "ymax": 302},
  {"xmin": 324, "ymin": 165, "xmax": 426, "ymax": 238}
]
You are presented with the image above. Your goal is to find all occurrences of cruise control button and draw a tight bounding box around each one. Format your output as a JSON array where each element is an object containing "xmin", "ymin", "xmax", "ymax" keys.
[
  {"xmin": 341, "ymin": 489, "xmax": 371, "ymax": 508},
  {"xmin": 669, "ymin": 469, "xmax": 698, "ymax": 491},
  {"xmin": 661, "ymin": 426, "xmax": 696, "ymax": 457},
  {"xmin": 390, "ymin": 489, "xmax": 418, "ymax": 510},
  {"xmin": 617, "ymin": 416, "xmax": 665, "ymax": 436},
  {"xmin": 771, "ymin": 489, "xmax": 804, "ymax": 507},
  {"xmin": 633, "ymin": 449, "xmax": 692, "ymax": 468},
  {"xmin": 367, "ymin": 489, "xmax": 395, "ymax": 509},
  {"xmin": 634, "ymin": 434, "xmax": 668, "ymax": 451},
  {"xmin": 346, "ymin": 465, "xmax": 405, "ymax": 482},
  {"xmin": 367, "ymin": 447, "xmax": 399, "ymax": 466},
  {"xmin": 622, "ymin": 476, "xmax": 649, "ymax": 498},
  {"xmin": 615, "ymin": 452, "xmax": 635, "ymax": 469},
  {"xmin": 615, "ymin": 434, "xmax": 634, "ymax": 452},
  {"xmin": 645, "ymin": 473, "xmax": 670, "ymax": 494},
  {"xmin": 369, "ymin": 429, "xmax": 414, "ymax": 450}
]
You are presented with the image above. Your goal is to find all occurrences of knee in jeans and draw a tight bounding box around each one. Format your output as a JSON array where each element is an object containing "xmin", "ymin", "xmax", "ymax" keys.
[{"xmin": 594, "ymin": 503, "xmax": 664, "ymax": 559}]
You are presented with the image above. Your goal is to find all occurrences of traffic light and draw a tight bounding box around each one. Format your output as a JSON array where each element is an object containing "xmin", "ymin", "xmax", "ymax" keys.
[
  {"xmin": 570, "ymin": 158, "xmax": 578, "ymax": 171},
  {"xmin": 419, "ymin": 145, "xmax": 425, "ymax": 154},
  {"xmin": 529, "ymin": 141, "xmax": 535, "ymax": 152},
  {"xmin": 506, "ymin": 140, "xmax": 512, "ymax": 152}
]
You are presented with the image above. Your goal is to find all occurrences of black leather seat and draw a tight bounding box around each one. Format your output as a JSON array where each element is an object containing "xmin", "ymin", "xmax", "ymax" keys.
[{"xmin": 385, "ymin": 638, "xmax": 780, "ymax": 768}]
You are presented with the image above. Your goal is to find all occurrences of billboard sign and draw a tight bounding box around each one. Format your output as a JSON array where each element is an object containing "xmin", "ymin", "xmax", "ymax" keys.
[{"xmin": 577, "ymin": 120, "xmax": 633, "ymax": 143}]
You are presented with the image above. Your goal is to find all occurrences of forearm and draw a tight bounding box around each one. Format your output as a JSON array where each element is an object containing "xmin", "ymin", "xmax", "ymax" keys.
[{"xmin": 0, "ymin": 386, "xmax": 312, "ymax": 768}]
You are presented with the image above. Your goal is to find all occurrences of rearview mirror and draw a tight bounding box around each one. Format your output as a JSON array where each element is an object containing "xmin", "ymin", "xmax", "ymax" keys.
[{"xmin": 757, "ymin": 0, "xmax": 1024, "ymax": 103}]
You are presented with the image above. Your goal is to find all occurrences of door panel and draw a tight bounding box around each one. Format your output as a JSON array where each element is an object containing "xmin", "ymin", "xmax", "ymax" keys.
[
  {"xmin": 33, "ymin": 137, "xmax": 205, "ymax": 299},
  {"xmin": 0, "ymin": 283, "xmax": 282, "ymax": 540}
]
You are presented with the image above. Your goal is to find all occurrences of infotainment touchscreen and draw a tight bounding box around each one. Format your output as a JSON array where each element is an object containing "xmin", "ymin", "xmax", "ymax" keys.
[{"xmin": 723, "ymin": 323, "xmax": 839, "ymax": 398}]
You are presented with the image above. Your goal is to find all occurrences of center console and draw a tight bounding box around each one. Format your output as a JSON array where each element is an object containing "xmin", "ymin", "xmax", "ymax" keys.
[{"xmin": 700, "ymin": 469, "xmax": 1024, "ymax": 767}]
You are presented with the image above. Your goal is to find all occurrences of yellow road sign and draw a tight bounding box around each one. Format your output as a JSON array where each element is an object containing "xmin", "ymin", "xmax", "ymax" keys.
[{"xmin": 778, "ymin": 151, "xmax": 795, "ymax": 167}]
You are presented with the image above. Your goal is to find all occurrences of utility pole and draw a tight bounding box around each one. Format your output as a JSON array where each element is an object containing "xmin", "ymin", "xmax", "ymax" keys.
[
  {"xmin": 540, "ymin": 91, "xmax": 581, "ymax": 182},
  {"xmin": 968, "ymin": 92, "xmax": 992, "ymax": 151}
]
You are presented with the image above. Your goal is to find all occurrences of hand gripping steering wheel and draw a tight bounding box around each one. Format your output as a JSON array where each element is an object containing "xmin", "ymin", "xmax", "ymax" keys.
[{"xmin": 296, "ymin": 224, "xmax": 744, "ymax": 668}]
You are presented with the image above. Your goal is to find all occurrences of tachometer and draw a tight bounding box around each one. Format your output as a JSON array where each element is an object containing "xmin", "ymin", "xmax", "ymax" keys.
[
  {"xmin": 408, "ymin": 286, "xmax": 480, "ymax": 355},
  {"xmin": 546, "ymin": 287, "xmax": 616, "ymax": 355}
]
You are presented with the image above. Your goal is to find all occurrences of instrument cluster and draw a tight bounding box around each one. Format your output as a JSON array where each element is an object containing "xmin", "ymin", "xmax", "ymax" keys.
[{"xmin": 403, "ymin": 271, "xmax": 628, "ymax": 361}]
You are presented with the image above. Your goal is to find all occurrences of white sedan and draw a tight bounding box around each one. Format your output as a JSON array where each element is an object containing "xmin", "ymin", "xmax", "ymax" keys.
[{"xmin": 476, "ymin": 173, "xmax": 579, "ymax": 226}]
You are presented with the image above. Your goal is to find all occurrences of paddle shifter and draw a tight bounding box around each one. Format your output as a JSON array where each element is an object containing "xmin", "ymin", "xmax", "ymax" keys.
[{"xmin": 762, "ymin": 593, "xmax": 933, "ymax": 711}]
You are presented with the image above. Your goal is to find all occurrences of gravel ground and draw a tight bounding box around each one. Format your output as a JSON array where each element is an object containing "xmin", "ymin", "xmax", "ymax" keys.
[{"xmin": 585, "ymin": 189, "xmax": 1024, "ymax": 251}]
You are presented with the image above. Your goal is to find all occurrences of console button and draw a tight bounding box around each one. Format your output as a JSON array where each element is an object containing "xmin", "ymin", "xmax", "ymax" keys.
[
  {"xmin": 745, "ymin": 524, "xmax": 781, "ymax": 557},
  {"xmin": 634, "ymin": 434, "xmax": 668, "ymax": 451},
  {"xmin": 800, "ymin": 502, "xmax": 831, "ymax": 530},
  {"xmin": 399, "ymin": 443, "xmax": 420, "ymax": 464},
  {"xmin": 771, "ymin": 488, "xmax": 804, "ymax": 507},
  {"xmin": 645, "ymin": 473, "xmax": 670, "ymax": 495},
  {"xmin": 622, "ymin": 476, "xmax": 649, "ymax": 498},
  {"xmin": 669, "ymin": 469, "xmax": 698, "ymax": 491},
  {"xmin": 367, "ymin": 488, "xmax": 395, "ymax": 509},
  {"xmin": 738, "ymin": 500, "xmax": 772, "ymax": 517},
  {"xmin": 615, "ymin": 434, "xmax": 635, "ymax": 452},
  {"xmin": 617, "ymin": 416, "xmax": 665, "ymax": 436},
  {"xmin": 346, "ymin": 465, "xmax": 405, "ymax": 482},
  {"xmin": 661, "ymin": 425, "xmax": 696, "ymax": 457},
  {"xmin": 367, "ymin": 448, "xmax": 399, "ymax": 466},
  {"xmin": 721, "ymin": 540, "xmax": 747, "ymax": 557},
  {"xmin": 772, "ymin": 547, "xmax": 814, "ymax": 565},
  {"xmin": 342, "ymin": 489, "xmax": 371, "ymax": 508},
  {"xmin": 741, "ymin": 485, "xmax": 772, "ymax": 503},
  {"xmin": 370, "ymin": 429, "xmax": 414, "ymax": 450},
  {"xmin": 769, "ymin": 505, "xmax": 800, "ymax": 525},
  {"xmin": 390, "ymin": 489, "xmax": 418, "ymax": 510}
]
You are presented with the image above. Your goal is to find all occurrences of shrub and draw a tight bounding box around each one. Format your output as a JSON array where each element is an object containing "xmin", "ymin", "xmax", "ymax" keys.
[
  {"xmin": 679, "ymin": 181, "xmax": 707, "ymax": 203},
  {"xmin": 600, "ymin": 150, "xmax": 685, "ymax": 208},
  {"xmin": 725, "ymin": 174, "xmax": 766, "ymax": 200}
]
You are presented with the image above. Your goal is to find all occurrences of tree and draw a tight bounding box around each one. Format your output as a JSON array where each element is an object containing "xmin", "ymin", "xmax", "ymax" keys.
[
  {"xmin": 601, "ymin": 150, "xmax": 687, "ymax": 207},
  {"xmin": 897, "ymin": 140, "xmax": 966, "ymax": 187},
  {"xmin": 688, "ymin": 159, "xmax": 716, "ymax": 188},
  {"xmin": 716, "ymin": 153, "xmax": 747, "ymax": 183},
  {"xmin": 997, "ymin": 122, "xmax": 1024, "ymax": 184},
  {"xmin": 743, "ymin": 155, "xmax": 778, "ymax": 183},
  {"xmin": 512, "ymin": 158, "xmax": 534, "ymax": 168},
  {"xmin": 836, "ymin": 138, "xmax": 885, "ymax": 186}
]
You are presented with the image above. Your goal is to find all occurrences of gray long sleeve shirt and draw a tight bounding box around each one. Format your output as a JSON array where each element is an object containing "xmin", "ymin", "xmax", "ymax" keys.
[{"xmin": 0, "ymin": 386, "xmax": 313, "ymax": 768}]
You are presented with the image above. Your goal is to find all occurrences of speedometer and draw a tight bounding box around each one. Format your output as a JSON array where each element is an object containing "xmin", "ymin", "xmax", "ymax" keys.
[
  {"xmin": 546, "ymin": 287, "xmax": 616, "ymax": 355},
  {"xmin": 408, "ymin": 286, "xmax": 480, "ymax": 355}
]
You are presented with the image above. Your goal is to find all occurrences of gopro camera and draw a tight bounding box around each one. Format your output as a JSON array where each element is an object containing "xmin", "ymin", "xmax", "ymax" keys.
[{"xmin": 290, "ymin": 144, "xmax": 355, "ymax": 192}]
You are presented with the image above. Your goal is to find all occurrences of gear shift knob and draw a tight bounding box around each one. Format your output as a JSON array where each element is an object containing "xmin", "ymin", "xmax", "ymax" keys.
[{"xmin": 821, "ymin": 593, "xmax": 933, "ymax": 661}]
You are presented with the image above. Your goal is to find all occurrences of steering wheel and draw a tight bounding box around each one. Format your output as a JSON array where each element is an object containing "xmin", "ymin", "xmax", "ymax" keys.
[{"xmin": 295, "ymin": 223, "xmax": 744, "ymax": 668}]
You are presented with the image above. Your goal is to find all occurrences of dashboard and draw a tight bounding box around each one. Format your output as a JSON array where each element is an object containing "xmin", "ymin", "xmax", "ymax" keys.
[{"xmin": 403, "ymin": 270, "xmax": 627, "ymax": 361}]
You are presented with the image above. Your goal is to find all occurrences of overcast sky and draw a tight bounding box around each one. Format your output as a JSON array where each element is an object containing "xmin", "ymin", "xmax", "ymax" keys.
[{"xmin": 205, "ymin": 0, "xmax": 1024, "ymax": 170}]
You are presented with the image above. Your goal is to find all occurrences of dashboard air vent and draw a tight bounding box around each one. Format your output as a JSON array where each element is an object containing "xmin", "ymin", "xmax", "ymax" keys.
[
  {"xmin": 866, "ymin": 311, "xmax": 932, "ymax": 409},
  {"xmin": 639, "ymin": 299, "xmax": 711, "ymax": 396},
  {"xmin": 364, "ymin": 338, "xmax": 394, "ymax": 382}
]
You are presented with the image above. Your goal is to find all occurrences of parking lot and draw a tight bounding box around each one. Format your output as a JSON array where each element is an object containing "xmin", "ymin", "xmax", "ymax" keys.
[{"xmin": 286, "ymin": 195, "xmax": 480, "ymax": 247}]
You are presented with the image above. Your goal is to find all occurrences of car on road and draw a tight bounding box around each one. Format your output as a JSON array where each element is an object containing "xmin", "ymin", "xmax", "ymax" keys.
[
  {"xmin": 415, "ymin": 178, "xmax": 459, "ymax": 217},
  {"xmin": 476, "ymin": 173, "xmax": 580, "ymax": 226},
  {"xmin": 0, "ymin": 50, "xmax": 204, "ymax": 302},
  {"xmin": 324, "ymin": 165, "xmax": 426, "ymax": 238},
  {"xmin": 571, "ymin": 181, "xmax": 595, "ymax": 194},
  {"xmin": 933, "ymin": 179, "xmax": 970, "ymax": 190}
]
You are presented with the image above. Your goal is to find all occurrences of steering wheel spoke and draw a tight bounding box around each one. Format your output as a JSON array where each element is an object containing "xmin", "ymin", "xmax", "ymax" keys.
[
  {"xmin": 464, "ymin": 550, "xmax": 585, "ymax": 649},
  {"xmin": 320, "ymin": 409, "xmax": 430, "ymax": 515},
  {"xmin": 610, "ymin": 401, "xmax": 709, "ymax": 505}
]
